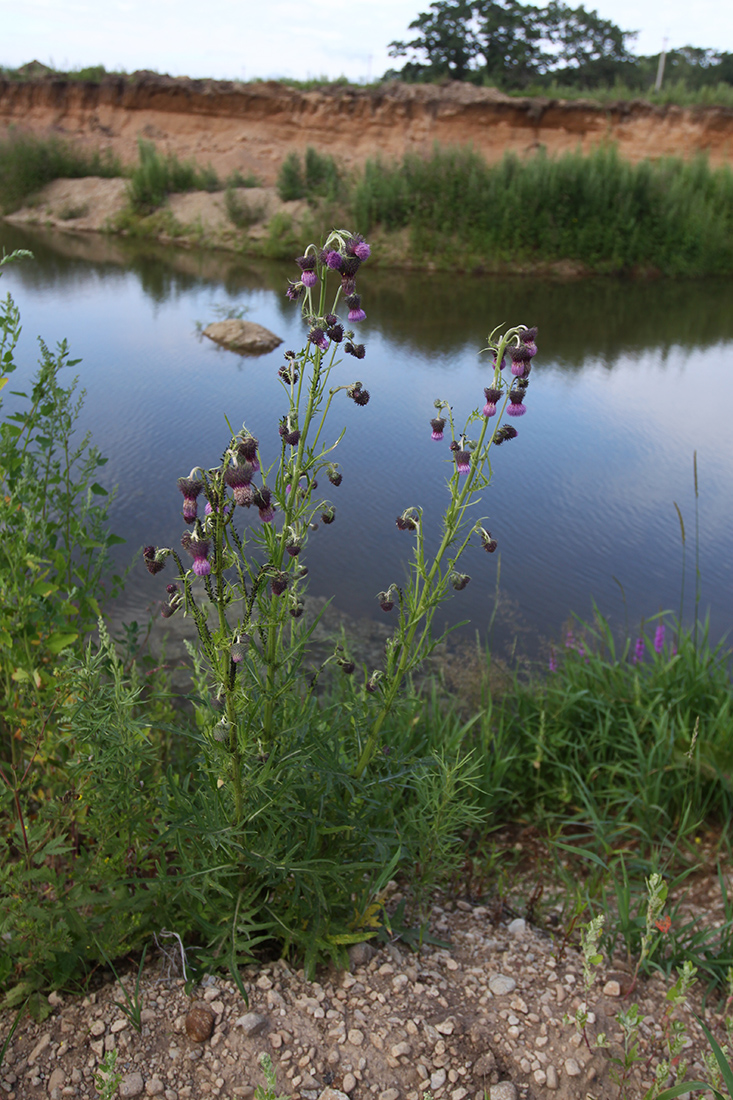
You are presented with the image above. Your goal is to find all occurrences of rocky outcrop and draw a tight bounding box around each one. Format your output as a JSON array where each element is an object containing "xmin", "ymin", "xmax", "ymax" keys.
[
  {"xmin": 1, "ymin": 75, "xmax": 732, "ymax": 185},
  {"xmin": 202, "ymin": 319, "xmax": 282, "ymax": 355}
]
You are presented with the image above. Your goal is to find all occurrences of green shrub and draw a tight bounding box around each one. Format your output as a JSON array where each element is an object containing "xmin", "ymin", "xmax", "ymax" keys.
[
  {"xmin": 276, "ymin": 147, "xmax": 342, "ymax": 203},
  {"xmin": 127, "ymin": 139, "xmax": 221, "ymax": 213},
  {"xmin": 0, "ymin": 133, "xmax": 121, "ymax": 213}
]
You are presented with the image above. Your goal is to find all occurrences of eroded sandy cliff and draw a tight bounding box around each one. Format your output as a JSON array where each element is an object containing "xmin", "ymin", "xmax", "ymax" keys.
[{"xmin": 1, "ymin": 75, "xmax": 732, "ymax": 183}]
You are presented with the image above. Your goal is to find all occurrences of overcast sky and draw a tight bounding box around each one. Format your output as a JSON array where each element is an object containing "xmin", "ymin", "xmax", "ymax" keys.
[{"xmin": 2, "ymin": 0, "xmax": 732, "ymax": 83}]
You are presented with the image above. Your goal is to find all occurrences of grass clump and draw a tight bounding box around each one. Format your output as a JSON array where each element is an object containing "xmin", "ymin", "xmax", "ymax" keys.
[
  {"xmin": 277, "ymin": 146, "xmax": 342, "ymax": 203},
  {"xmin": 127, "ymin": 139, "xmax": 221, "ymax": 213},
  {"xmin": 0, "ymin": 132, "xmax": 122, "ymax": 213},
  {"xmin": 351, "ymin": 144, "xmax": 733, "ymax": 276}
]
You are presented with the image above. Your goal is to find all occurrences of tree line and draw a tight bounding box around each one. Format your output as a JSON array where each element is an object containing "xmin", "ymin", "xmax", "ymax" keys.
[{"xmin": 385, "ymin": 0, "xmax": 733, "ymax": 93}]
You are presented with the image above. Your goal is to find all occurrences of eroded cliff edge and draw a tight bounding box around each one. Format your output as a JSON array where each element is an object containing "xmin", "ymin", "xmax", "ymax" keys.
[{"xmin": 2, "ymin": 75, "xmax": 732, "ymax": 184}]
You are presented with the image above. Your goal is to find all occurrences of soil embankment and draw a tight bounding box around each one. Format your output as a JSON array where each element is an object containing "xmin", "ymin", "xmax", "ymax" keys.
[{"xmin": 2, "ymin": 74, "xmax": 733, "ymax": 184}]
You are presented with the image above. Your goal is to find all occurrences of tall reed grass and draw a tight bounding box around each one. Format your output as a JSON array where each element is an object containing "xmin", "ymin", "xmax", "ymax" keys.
[
  {"xmin": 127, "ymin": 139, "xmax": 221, "ymax": 212},
  {"xmin": 352, "ymin": 145, "xmax": 733, "ymax": 275}
]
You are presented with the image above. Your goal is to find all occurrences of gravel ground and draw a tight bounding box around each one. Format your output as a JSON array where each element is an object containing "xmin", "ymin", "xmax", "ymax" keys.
[{"xmin": 1, "ymin": 880, "xmax": 727, "ymax": 1100}]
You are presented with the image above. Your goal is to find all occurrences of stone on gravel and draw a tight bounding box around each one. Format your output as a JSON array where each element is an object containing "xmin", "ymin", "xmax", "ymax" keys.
[
  {"xmin": 146, "ymin": 1079, "xmax": 165, "ymax": 1096},
  {"xmin": 203, "ymin": 319, "xmax": 282, "ymax": 355},
  {"xmin": 507, "ymin": 918, "xmax": 527, "ymax": 936},
  {"xmin": 185, "ymin": 1002, "xmax": 215, "ymax": 1042},
  {"xmin": 29, "ymin": 1033, "xmax": 51, "ymax": 1063},
  {"xmin": 120, "ymin": 1072, "xmax": 145, "ymax": 1098},
  {"xmin": 48, "ymin": 1067, "xmax": 65, "ymax": 1093},
  {"xmin": 348, "ymin": 941, "xmax": 377, "ymax": 968},
  {"xmin": 318, "ymin": 1090, "xmax": 350, "ymax": 1100},
  {"xmin": 489, "ymin": 1083, "xmax": 518, "ymax": 1100},
  {"xmin": 603, "ymin": 979, "xmax": 622, "ymax": 997},
  {"xmin": 488, "ymin": 974, "xmax": 516, "ymax": 996},
  {"xmin": 546, "ymin": 1064, "xmax": 559, "ymax": 1090},
  {"xmin": 342, "ymin": 1072, "xmax": 357, "ymax": 1093},
  {"xmin": 564, "ymin": 1058, "xmax": 581, "ymax": 1076},
  {"xmin": 234, "ymin": 1011, "xmax": 268, "ymax": 1036}
]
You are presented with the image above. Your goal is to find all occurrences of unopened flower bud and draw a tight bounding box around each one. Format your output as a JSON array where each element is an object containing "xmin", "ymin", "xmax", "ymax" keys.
[
  {"xmin": 377, "ymin": 590, "xmax": 394, "ymax": 612},
  {"xmin": 451, "ymin": 572, "xmax": 471, "ymax": 591},
  {"xmin": 321, "ymin": 506, "xmax": 336, "ymax": 525},
  {"xmin": 271, "ymin": 572, "xmax": 288, "ymax": 597},
  {"xmin": 143, "ymin": 545, "xmax": 168, "ymax": 575}
]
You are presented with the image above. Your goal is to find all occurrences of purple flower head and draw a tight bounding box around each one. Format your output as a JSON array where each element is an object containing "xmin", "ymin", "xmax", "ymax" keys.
[
  {"xmin": 295, "ymin": 254, "xmax": 316, "ymax": 275},
  {"xmin": 341, "ymin": 256, "xmax": 361, "ymax": 279},
  {"xmin": 344, "ymin": 341, "xmax": 366, "ymax": 359},
  {"xmin": 345, "ymin": 235, "xmax": 371, "ymax": 262},
  {"xmin": 301, "ymin": 271, "xmax": 318, "ymax": 289},
  {"xmin": 493, "ymin": 425, "xmax": 518, "ymax": 445},
  {"xmin": 430, "ymin": 417, "xmax": 446, "ymax": 441},
  {"xmin": 225, "ymin": 464, "xmax": 255, "ymax": 506},
  {"xmin": 308, "ymin": 326, "xmax": 330, "ymax": 352},
  {"xmin": 521, "ymin": 326, "xmax": 538, "ymax": 357},
  {"xmin": 327, "ymin": 322, "xmax": 344, "ymax": 343},
  {"xmin": 253, "ymin": 486, "xmax": 275, "ymax": 524},
  {"xmin": 205, "ymin": 499, "xmax": 232, "ymax": 517},
  {"xmin": 286, "ymin": 280, "xmax": 304, "ymax": 302},
  {"xmin": 632, "ymin": 637, "xmax": 645, "ymax": 665},
  {"xmin": 279, "ymin": 362, "xmax": 299, "ymax": 384},
  {"xmin": 347, "ymin": 382, "xmax": 370, "ymax": 406},
  {"xmin": 548, "ymin": 651, "xmax": 558, "ymax": 673},
  {"xmin": 346, "ymin": 294, "xmax": 366, "ymax": 323},
  {"xmin": 377, "ymin": 590, "xmax": 394, "ymax": 612},
  {"xmin": 143, "ymin": 545, "xmax": 167, "ymax": 576},
  {"xmin": 493, "ymin": 355, "xmax": 506, "ymax": 371},
  {"xmin": 396, "ymin": 512, "xmax": 418, "ymax": 532},
  {"xmin": 507, "ymin": 391, "xmax": 526, "ymax": 417},
  {"xmin": 509, "ymin": 345, "xmax": 532, "ymax": 378},
  {"xmin": 565, "ymin": 630, "xmax": 575, "ymax": 649},
  {"xmin": 339, "ymin": 659, "xmax": 356, "ymax": 675},
  {"xmin": 177, "ymin": 476, "xmax": 204, "ymax": 524},
  {"xmin": 237, "ymin": 435, "xmax": 259, "ymax": 472},
  {"xmin": 324, "ymin": 250, "xmax": 344, "ymax": 271},
  {"xmin": 182, "ymin": 533, "xmax": 211, "ymax": 577},
  {"xmin": 455, "ymin": 449, "xmax": 471, "ymax": 475},
  {"xmin": 483, "ymin": 387, "xmax": 502, "ymax": 418},
  {"xmin": 271, "ymin": 572, "xmax": 288, "ymax": 597},
  {"xmin": 654, "ymin": 623, "xmax": 665, "ymax": 654}
]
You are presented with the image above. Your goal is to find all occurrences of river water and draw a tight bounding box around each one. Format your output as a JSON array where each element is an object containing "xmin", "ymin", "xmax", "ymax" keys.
[{"xmin": 2, "ymin": 221, "xmax": 732, "ymax": 662}]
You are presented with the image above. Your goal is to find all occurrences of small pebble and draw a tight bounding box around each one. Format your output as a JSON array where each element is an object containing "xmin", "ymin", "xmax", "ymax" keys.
[
  {"xmin": 603, "ymin": 980, "xmax": 622, "ymax": 997},
  {"xmin": 564, "ymin": 1058, "xmax": 581, "ymax": 1077},
  {"xmin": 185, "ymin": 1003, "xmax": 215, "ymax": 1042},
  {"xmin": 119, "ymin": 1072, "xmax": 145, "ymax": 1098}
]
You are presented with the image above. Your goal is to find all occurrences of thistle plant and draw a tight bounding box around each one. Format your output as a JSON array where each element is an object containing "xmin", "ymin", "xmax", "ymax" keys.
[{"xmin": 144, "ymin": 229, "xmax": 536, "ymax": 815}]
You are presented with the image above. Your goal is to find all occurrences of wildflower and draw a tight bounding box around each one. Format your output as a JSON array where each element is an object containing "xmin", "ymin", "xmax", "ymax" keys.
[
  {"xmin": 345, "ymin": 234, "xmax": 371, "ymax": 262},
  {"xmin": 308, "ymin": 326, "xmax": 329, "ymax": 352},
  {"xmin": 253, "ymin": 486, "xmax": 275, "ymax": 523},
  {"xmin": 451, "ymin": 572, "xmax": 471, "ymax": 590},
  {"xmin": 339, "ymin": 659, "xmax": 356, "ymax": 675},
  {"xmin": 289, "ymin": 598, "xmax": 305, "ymax": 619},
  {"xmin": 509, "ymin": 345, "xmax": 532, "ymax": 378},
  {"xmin": 181, "ymin": 533, "xmax": 211, "ymax": 576},
  {"xmin": 271, "ymin": 572, "xmax": 288, "ymax": 597},
  {"xmin": 230, "ymin": 639, "xmax": 249, "ymax": 662},
  {"xmin": 321, "ymin": 506, "xmax": 336, "ymax": 524},
  {"xmin": 323, "ymin": 249, "xmax": 344, "ymax": 270},
  {"xmin": 346, "ymin": 293, "xmax": 366, "ymax": 323},
  {"xmin": 225, "ymin": 465, "xmax": 255, "ymax": 507},
  {"xmin": 632, "ymin": 637, "xmax": 645, "ymax": 664},
  {"xmin": 548, "ymin": 650, "xmax": 558, "ymax": 673},
  {"xmin": 143, "ymin": 545, "xmax": 167, "ymax": 575},
  {"xmin": 455, "ymin": 449, "xmax": 471, "ymax": 474},
  {"xmin": 480, "ymin": 529, "xmax": 498, "ymax": 553},
  {"xmin": 341, "ymin": 256, "xmax": 361, "ymax": 279},
  {"xmin": 493, "ymin": 425, "xmax": 518, "ymax": 445},
  {"xmin": 377, "ymin": 590, "xmax": 394, "ymax": 612},
  {"xmin": 482, "ymin": 387, "xmax": 502, "ymax": 417},
  {"xmin": 237, "ymin": 434, "xmax": 259, "ymax": 472},
  {"xmin": 430, "ymin": 417, "xmax": 446, "ymax": 440},
  {"xmin": 654, "ymin": 623, "xmax": 665, "ymax": 653},
  {"xmin": 347, "ymin": 382, "xmax": 370, "ymax": 405},
  {"xmin": 507, "ymin": 390, "xmax": 526, "ymax": 417},
  {"xmin": 521, "ymin": 326, "xmax": 538, "ymax": 357},
  {"xmin": 396, "ymin": 512, "xmax": 418, "ymax": 531},
  {"xmin": 366, "ymin": 672, "xmax": 381, "ymax": 693},
  {"xmin": 177, "ymin": 475, "xmax": 204, "ymax": 524},
  {"xmin": 493, "ymin": 354, "xmax": 506, "ymax": 371},
  {"xmin": 327, "ymin": 465, "xmax": 342, "ymax": 487},
  {"xmin": 326, "ymin": 321, "xmax": 344, "ymax": 343},
  {"xmin": 278, "ymin": 363, "xmax": 299, "ymax": 384},
  {"xmin": 344, "ymin": 341, "xmax": 366, "ymax": 359},
  {"xmin": 285, "ymin": 536, "xmax": 302, "ymax": 557},
  {"xmin": 655, "ymin": 915, "xmax": 672, "ymax": 935},
  {"xmin": 295, "ymin": 254, "xmax": 317, "ymax": 288},
  {"xmin": 286, "ymin": 281, "xmax": 304, "ymax": 301}
]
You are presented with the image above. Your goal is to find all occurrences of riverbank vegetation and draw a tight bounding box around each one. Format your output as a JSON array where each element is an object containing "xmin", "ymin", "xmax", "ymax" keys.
[{"xmin": 1, "ymin": 241, "xmax": 732, "ymax": 1049}]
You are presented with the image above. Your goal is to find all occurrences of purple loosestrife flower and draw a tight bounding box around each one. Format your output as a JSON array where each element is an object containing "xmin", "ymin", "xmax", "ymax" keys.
[
  {"xmin": 548, "ymin": 651, "xmax": 558, "ymax": 673},
  {"xmin": 654, "ymin": 623, "xmax": 665, "ymax": 653},
  {"xmin": 430, "ymin": 417, "xmax": 446, "ymax": 440},
  {"xmin": 177, "ymin": 476, "xmax": 204, "ymax": 524},
  {"xmin": 507, "ymin": 391, "xmax": 527, "ymax": 417},
  {"xmin": 483, "ymin": 387, "xmax": 502, "ymax": 417},
  {"xmin": 632, "ymin": 637, "xmax": 645, "ymax": 664},
  {"xmin": 346, "ymin": 294, "xmax": 366, "ymax": 323}
]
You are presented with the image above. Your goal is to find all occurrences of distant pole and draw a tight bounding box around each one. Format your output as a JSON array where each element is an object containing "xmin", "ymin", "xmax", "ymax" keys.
[{"xmin": 654, "ymin": 37, "xmax": 668, "ymax": 92}]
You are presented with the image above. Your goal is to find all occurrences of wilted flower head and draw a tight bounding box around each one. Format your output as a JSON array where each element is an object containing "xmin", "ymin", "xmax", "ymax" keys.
[
  {"xmin": 493, "ymin": 425, "xmax": 518, "ymax": 445},
  {"xmin": 451, "ymin": 572, "xmax": 471, "ymax": 591},
  {"xmin": 286, "ymin": 280, "xmax": 305, "ymax": 302},
  {"xmin": 326, "ymin": 321, "xmax": 344, "ymax": 343},
  {"xmin": 237, "ymin": 434, "xmax": 259, "ymax": 471},
  {"xmin": 344, "ymin": 341, "xmax": 366, "ymax": 360},
  {"xmin": 347, "ymin": 381, "xmax": 370, "ymax": 406},
  {"xmin": 271, "ymin": 572, "xmax": 288, "ymax": 597},
  {"xmin": 377, "ymin": 589, "xmax": 394, "ymax": 612},
  {"xmin": 321, "ymin": 506, "xmax": 336, "ymax": 524},
  {"xmin": 480, "ymin": 529, "xmax": 498, "ymax": 553},
  {"xmin": 396, "ymin": 510, "xmax": 419, "ymax": 531},
  {"xmin": 143, "ymin": 545, "xmax": 168, "ymax": 575},
  {"xmin": 327, "ymin": 464, "xmax": 343, "ymax": 486}
]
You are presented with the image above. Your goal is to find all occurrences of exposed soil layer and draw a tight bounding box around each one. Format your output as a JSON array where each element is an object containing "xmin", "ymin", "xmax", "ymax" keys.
[{"xmin": 2, "ymin": 76, "xmax": 733, "ymax": 187}]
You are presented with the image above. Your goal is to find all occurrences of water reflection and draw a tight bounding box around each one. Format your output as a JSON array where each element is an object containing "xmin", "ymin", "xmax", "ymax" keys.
[{"xmin": 2, "ymin": 221, "xmax": 731, "ymax": 659}]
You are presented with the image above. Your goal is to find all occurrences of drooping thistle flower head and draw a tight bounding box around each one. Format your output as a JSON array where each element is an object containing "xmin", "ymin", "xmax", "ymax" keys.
[
  {"xmin": 237, "ymin": 433, "xmax": 259, "ymax": 472},
  {"xmin": 344, "ymin": 341, "xmax": 366, "ymax": 359},
  {"xmin": 520, "ymin": 326, "xmax": 538, "ymax": 357},
  {"xmin": 143, "ymin": 545, "xmax": 168, "ymax": 575},
  {"xmin": 295, "ymin": 254, "xmax": 318, "ymax": 288},
  {"xmin": 506, "ymin": 390, "xmax": 527, "ymax": 417},
  {"xmin": 253, "ymin": 486, "xmax": 275, "ymax": 524},
  {"xmin": 177, "ymin": 474, "xmax": 204, "ymax": 524},
  {"xmin": 345, "ymin": 293, "xmax": 366, "ymax": 323},
  {"xmin": 509, "ymin": 344, "xmax": 532, "ymax": 378},
  {"xmin": 224, "ymin": 463, "xmax": 255, "ymax": 507},
  {"xmin": 271, "ymin": 571, "xmax": 288, "ymax": 597},
  {"xmin": 346, "ymin": 381, "xmax": 370, "ymax": 406},
  {"xmin": 451, "ymin": 572, "xmax": 471, "ymax": 591},
  {"xmin": 181, "ymin": 531, "xmax": 211, "ymax": 577},
  {"xmin": 430, "ymin": 417, "xmax": 446, "ymax": 441},
  {"xmin": 483, "ymin": 387, "xmax": 502, "ymax": 418}
]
